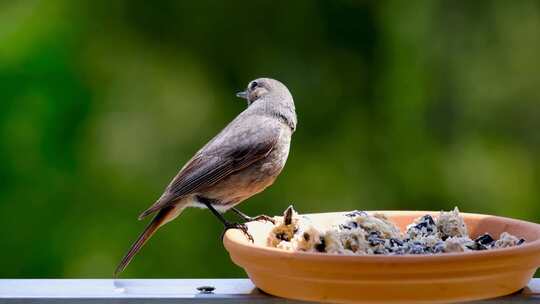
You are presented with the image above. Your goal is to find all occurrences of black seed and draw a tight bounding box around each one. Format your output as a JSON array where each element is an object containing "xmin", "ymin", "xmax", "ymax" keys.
[
  {"xmin": 432, "ymin": 242, "xmax": 445, "ymax": 253},
  {"xmin": 415, "ymin": 222, "xmax": 428, "ymax": 229},
  {"xmin": 368, "ymin": 237, "xmax": 385, "ymax": 246},
  {"xmin": 411, "ymin": 215, "xmax": 436, "ymax": 236},
  {"xmin": 408, "ymin": 244, "xmax": 425, "ymax": 254},
  {"xmin": 389, "ymin": 238, "xmax": 403, "ymax": 247},
  {"xmin": 315, "ymin": 238, "xmax": 326, "ymax": 252},
  {"xmin": 369, "ymin": 231, "xmax": 381, "ymax": 238},
  {"xmin": 303, "ymin": 232, "xmax": 310, "ymax": 241},
  {"xmin": 339, "ymin": 224, "xmax": 351, "ymax": 230},
  {"xmin": 276, "ymin": 232, "xmax": 289, "ymax": 241},
  {"xmin": 345, "ymin": 210, "xmax": 367, "ymax": 217},
  {"xmin": 421, "ymin": 215, "xmax": 435, "ymax": 225},
  {"xmin": 517, "ymin": 238, "xmax": 526, "ymax": 245},
  {"xmin": 475, "ymin": 233, "xmax": 495, "ymax": 246},
  {"xmin": 197, "ymin": 286, "xmax": 215, "ymax": 293}
]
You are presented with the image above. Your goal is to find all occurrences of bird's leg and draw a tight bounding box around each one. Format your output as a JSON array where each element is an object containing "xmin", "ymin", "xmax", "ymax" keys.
[
  {"xmin": 200, "ymin": 200, "xmax": 254, "ymax": 242},
  {"xmin": 221, "ymin": 222, "xmax": 254, "ymax": 243},
  {"xmin": 231, "ymin": 208, "xmax": 275, "ymax": 224}
]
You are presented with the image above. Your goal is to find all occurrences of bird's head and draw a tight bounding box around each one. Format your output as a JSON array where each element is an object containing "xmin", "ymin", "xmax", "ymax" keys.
[
  {"xmin": 236, "ymin": 78, "xmax": 291, "ymax": 106},
  {"xmin": 236, "ymin": 77, "xmax": 297, "ymax": 131}
]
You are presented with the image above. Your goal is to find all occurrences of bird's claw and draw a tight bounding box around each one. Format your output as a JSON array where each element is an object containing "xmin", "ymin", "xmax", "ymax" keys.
[
  {"xmin": 246, "ymin": 215, "xmax": 275, "ymax": 224},
  {"xmin": 223, "ymin": 223, "xmax": 254, "ymax": 243}
]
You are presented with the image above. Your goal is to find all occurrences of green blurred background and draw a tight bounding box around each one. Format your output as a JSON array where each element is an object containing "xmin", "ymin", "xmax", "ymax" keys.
[{"xmin": 1, "ymin": 0, "xmax": 539, "ymax": 278}]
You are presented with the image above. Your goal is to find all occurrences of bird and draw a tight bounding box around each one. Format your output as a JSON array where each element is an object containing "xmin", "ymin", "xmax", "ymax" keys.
[{"xmin": 114, "ymin": 77, "xmax": 297, "ymax": 275}]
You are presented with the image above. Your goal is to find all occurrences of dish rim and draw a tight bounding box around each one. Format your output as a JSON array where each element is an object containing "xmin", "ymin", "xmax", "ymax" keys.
[{"xmin": 224, "ymin": 210, "xmax": 540, "ymax": 263}]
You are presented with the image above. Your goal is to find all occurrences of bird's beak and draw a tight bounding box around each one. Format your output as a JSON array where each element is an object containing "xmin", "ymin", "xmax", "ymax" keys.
[{"xmin": 236, "ymin": 91, "xmax": 248, "ymax": 99}]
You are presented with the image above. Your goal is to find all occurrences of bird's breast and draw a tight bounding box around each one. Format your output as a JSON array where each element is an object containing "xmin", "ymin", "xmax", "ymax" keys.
[
  {"xmin": 235, "ymin": 126, "xmax": 292, "ymax": 188},
  {"xmin": 262, "ymin": 127, "xmax": 292, "ymax": 174}
]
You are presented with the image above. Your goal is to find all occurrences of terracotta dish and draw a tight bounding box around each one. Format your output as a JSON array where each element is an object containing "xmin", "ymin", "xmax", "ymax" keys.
[{"xmin": 223, "ymin": 211, "xmax": 540, "ymax": 303}]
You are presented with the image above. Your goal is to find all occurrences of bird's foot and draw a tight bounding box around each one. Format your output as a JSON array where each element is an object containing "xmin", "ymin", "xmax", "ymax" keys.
[
  {"xmin": 231, "ymin": 208, "xmax": 275, "ymax": 224},
  {"xmin": 222, "ymin": 222, "xmax": 254, "ymax": 243},
  {"xmin": 244, "ymin": 214, "xmax": 276, "ymax": 224}
]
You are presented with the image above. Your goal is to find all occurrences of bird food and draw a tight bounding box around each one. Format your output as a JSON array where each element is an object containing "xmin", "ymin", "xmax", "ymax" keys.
[{"xmin": 266, "ymin": 206, "xmax": 525, "ymax": 254}]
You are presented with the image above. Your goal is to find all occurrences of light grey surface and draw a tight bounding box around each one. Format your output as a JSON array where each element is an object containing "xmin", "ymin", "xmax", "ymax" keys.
[
  {"xmin": 0, "ymin": 279, "xmax": 538, "ymax": 303},
  {"xmin": 0, "ymin": 279, "xmax": 303, "ymax": 303}
]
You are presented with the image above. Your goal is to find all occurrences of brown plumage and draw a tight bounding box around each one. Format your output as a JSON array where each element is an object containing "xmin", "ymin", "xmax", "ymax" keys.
[{"xmin": 115, "ymin": 78, "xmax": 297, "ymax": 275}]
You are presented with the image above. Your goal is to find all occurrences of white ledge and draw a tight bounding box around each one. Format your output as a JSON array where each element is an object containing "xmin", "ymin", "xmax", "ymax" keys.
[{"xmin": 0, "ymin": 278, "xmax": 538, "ymax": 303}]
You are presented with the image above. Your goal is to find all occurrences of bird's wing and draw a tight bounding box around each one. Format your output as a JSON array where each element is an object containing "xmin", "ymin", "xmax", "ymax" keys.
[{"xmin": 138, "ymin": 122, "xmax": 280, "ymax": 219}]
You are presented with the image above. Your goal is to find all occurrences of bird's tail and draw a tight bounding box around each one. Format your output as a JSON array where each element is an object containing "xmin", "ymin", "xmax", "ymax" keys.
[{"xmin": 114, "ymin": 204, "xmax": 185, "ymax": 276}]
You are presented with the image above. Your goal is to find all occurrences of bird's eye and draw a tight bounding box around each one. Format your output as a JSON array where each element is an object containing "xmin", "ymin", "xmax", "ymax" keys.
[{"xmin": 249, "ymin": 81, "xmax": 258, "ymax": 90}]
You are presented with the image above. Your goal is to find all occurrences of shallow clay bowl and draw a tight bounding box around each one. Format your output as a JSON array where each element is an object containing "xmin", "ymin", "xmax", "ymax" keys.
[{"xmin": 223, "ymin": 211, "xmax": 540, "ymax": 303}]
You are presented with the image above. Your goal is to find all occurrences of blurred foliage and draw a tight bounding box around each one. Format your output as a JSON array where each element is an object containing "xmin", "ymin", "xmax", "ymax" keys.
[{"xmin": 1, "ymin": 0, "xmax": 539, "ymax": 278}]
